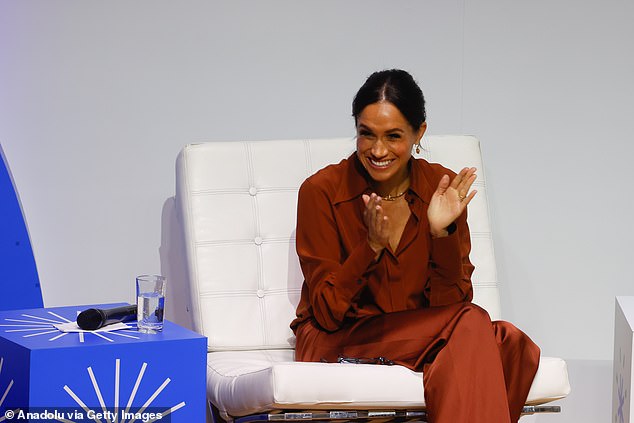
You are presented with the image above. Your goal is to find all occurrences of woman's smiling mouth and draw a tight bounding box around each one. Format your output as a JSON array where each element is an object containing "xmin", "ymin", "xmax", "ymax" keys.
[{"xmin": 369, "ymin": 158, "xmax": 394, "ymax": 168}]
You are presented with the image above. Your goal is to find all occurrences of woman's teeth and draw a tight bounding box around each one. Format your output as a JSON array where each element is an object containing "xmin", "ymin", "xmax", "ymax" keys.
[{"xmin": 370, "ymin": 159, "xmax": 392, "ymax": 167}]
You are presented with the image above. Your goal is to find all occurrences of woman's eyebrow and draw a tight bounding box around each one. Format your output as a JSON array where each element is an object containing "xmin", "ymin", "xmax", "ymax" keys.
[{"xmin": 357, "ymin": 124, "xmax": 405, "ymax": 134}]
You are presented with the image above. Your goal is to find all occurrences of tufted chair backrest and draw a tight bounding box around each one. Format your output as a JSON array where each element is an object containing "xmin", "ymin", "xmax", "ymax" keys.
[{"xmin": 175, "ymin": 136, "xmax": 500, "ymax": 351}]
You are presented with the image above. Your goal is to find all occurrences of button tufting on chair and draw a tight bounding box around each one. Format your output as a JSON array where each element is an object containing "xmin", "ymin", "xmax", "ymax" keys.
[{"xmin": 175, "ymin": 136, "xmax": 570, "ymax": 422}]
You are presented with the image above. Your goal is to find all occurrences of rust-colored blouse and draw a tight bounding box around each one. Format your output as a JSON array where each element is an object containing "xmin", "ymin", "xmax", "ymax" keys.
[{"xmin": 291, "ymin": 154, "xmax": 474, "ymax": 333}]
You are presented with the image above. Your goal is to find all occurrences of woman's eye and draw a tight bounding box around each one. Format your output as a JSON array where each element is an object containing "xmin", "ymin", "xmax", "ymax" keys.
[{"xmin": 387, "ymin": 133, "xmax": 401, "ymax": 140}]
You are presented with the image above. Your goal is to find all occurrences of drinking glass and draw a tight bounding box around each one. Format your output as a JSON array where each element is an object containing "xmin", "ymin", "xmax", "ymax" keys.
[{"xmin": 136, "ymin": 275, "xmax": 166, "ymax": 333}]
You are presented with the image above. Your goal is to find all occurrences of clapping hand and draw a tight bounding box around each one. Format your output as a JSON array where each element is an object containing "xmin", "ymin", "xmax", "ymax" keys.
[
  {"xmin": 427, "ymin": 167, "xmax": 477, "ymax": 238},
  {"xmin": 362, "ymin": 193, "xmax": 389, "ymax": 253}
]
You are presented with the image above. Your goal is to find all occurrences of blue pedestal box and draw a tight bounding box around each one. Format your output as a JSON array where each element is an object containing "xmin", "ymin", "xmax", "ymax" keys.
[{"xmin": 0, "ymin": 304, "xmax": 207, "ymax": 422}]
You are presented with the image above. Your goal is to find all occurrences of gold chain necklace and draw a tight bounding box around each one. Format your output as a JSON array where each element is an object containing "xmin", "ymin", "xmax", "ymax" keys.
[
  {"xmin": 382, "ymin": 190, "xmax": 408, "ymax": 201},
  {"xmin": 374, "ymin": 175, "xmax": 410, "ymax": 202}
]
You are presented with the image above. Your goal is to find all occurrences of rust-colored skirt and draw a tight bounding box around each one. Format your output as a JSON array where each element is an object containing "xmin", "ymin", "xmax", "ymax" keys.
[{"xmin": 295, "ymin": 302, "xmax": 540, "ymax": 423}]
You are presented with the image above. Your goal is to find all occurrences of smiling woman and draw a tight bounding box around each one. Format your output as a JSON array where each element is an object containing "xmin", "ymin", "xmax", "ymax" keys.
[
  {"xmin": 290, "ymin": 69, "xmax": 540, "ymax": 423},
  {"xmin": 355, "ymin": 101, "xmax": 424, "ymax": 196}
]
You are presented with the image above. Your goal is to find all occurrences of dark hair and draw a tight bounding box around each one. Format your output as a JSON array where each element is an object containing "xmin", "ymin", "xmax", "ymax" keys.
[{"xmin": 352, "ymin": 69, "xmax": 426, "ymax": 130}]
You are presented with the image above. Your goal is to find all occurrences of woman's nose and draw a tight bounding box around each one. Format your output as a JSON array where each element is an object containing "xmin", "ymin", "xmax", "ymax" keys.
[{"xmin": 371, "ymin": 139, "xmax": 388, "ymax": 157}]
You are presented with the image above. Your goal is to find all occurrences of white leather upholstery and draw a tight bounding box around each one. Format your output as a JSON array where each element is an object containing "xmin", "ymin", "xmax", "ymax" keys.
[
  {"xmin": 175, "ymin": 136, "xmax": 570, "ymax": 419},
  {"xmin": 206, "ymin": 350, "xmax": 570, "ymax": 417}
]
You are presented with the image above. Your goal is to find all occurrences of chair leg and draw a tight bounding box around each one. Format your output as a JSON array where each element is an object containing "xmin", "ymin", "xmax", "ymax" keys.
[
  {"xmin": 233, "ymin": 410, "xmax": 428, "ymax": 422},
  {"xmin": 209, "ymin": 401, "xmax": 228, "ymax": 423},
  {"xmin": 521, "ymin": 405, "xmax": 562, "ymax": 415},
  {"xmin": 227, "ymin": 407, "xmax": 562, "ymax": 423}
]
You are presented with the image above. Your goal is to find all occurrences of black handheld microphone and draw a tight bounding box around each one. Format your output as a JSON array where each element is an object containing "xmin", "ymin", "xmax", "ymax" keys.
[{"xmin": 76, "ymin": 305, "xmax": 137, "ymax": 330}]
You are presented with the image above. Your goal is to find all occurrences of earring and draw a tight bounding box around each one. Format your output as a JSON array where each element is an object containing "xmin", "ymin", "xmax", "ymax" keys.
[{"xmin": 415, "ymin": 144, "xmax": 421, "ymax": 154}]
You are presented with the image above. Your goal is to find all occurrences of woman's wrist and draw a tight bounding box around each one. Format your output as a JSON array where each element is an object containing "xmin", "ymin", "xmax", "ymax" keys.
[
  {"xmin": 368, "ymin": 238, "xmax": 385, "ymax": 254},
  {"xmin": 430, "ymin": 228, "xmax": 449, "ymax": 239},
  {"xmin": 430, "ymin": 222, "xmax": 457, "ymax": 239}
]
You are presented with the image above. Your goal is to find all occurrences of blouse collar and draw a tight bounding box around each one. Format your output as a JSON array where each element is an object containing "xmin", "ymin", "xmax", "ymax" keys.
[{"xmin": 333, "ymin": 153, "xmax": 435, "ymax": 205}]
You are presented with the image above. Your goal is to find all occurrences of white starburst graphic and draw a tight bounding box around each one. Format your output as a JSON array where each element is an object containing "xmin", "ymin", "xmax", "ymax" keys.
[
  {"xmin": 62, "ymin": 359, "xmax": 185, "ymax": 423},
  {"xmin": 0, "ymin": 310, "xmax": 139, "ymax": 343}
]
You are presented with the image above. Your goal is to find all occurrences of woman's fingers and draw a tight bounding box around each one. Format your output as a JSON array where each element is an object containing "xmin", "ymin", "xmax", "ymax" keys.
[
  {"xmin": 434, "ymin": 174, "xmax": 450, "ymax": 195},
  {"xmin": 372, "ymin": 196, "xmax": 386, "ymax": 233},
  {"xmin": 449, "ymin": 167, "xmax": 468, "ymax": 189},
  {"xmin": 461, "ymin": 189, "xmax": 478, "ymax": 207},
  {"xmin": 363, "ymin": 193, "xmax": 389, "ymax": 251},
  {"xmin": 364, "ymin": 194, "xmax": 379, "ymax": 217},
  {"xmin": 451, "ymin": 167, "xmax": 477, "ymax": 199}
]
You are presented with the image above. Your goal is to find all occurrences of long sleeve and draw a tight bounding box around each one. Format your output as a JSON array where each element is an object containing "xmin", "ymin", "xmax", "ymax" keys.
[
  {"xmin": 295, "ymin": 178, "xmax": 377, "ymax": 332},
  {"xmin": 426, "ymin": 208, "xmax": 474, "ymax": 306},
  {"xmin": 291, "ymin": 156, "xmax": 476, "ymax": 335}
]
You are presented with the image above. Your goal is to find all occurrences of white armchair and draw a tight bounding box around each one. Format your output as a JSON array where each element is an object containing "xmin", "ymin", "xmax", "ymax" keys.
[{"xmin": 174, "ymin": 136, "xmax": 571, "ymax": 422}]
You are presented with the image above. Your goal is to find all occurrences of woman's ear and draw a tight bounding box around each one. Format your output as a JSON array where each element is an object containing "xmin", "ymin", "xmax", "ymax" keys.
[{"xmin": 417, "ymin": 122, "xmax": 427, "ymax": 141}]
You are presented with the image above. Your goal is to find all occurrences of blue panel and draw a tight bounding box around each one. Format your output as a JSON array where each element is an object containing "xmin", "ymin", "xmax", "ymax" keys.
[
  {"xmin": 0, "ymin": 144, "xmax": 43, "ymax": 310},
  {"xmin": 0, "ymin": 338, "xmax": 31, "ymax": 412},
  {"xmin": 0, "ymin": 304, "xmax": 207, "ymax": 422}
]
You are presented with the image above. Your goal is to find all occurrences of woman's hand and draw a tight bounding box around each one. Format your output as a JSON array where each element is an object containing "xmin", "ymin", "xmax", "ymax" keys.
[
  {"xmin": 427, "ymin": 167, "xmax": 477, "ymax": 238},
  {"xmin": 362, "ymin": 193, "xmax": 389, "ymax": 253}
]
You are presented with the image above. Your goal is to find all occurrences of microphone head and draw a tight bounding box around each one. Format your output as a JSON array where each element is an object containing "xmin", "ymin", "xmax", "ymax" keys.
[{"xmin": 76, "ymin": 308, "xmax": 105, "ymax": 330}]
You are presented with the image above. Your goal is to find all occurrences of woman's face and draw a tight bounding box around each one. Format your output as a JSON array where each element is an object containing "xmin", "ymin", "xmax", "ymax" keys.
[{"xmin": 356, "ymin": 101, "xmax": 426, "ymax": 188}]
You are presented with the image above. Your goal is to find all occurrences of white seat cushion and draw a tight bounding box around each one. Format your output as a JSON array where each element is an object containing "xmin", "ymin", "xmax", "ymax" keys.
[{"xmin": 207, "ymin": 350, "xmax": 571, "ymax": 418}]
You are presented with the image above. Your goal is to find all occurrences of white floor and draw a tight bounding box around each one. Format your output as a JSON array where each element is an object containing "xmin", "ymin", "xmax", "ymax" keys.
[{"xmin": 521, "ymin": 359, "xmax": 612, "ymax": 423}]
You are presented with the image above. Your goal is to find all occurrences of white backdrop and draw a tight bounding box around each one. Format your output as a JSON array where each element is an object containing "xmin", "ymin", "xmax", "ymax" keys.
[{"xmin": 1, "ymin": 1, "xmax": 632, "ymax": 419}]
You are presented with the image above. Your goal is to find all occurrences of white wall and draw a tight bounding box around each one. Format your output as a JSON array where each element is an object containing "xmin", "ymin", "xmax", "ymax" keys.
[
  {"xmin": 1, "ymin": 0, "xmax": 633, "ymax": 410},
  {"xmin": 462, "ymin": 0, "xmax": 634, "ymax": 363},
  {"xmin": 0, "ymin": 0, "xmax": 465, "ymax": 306}
]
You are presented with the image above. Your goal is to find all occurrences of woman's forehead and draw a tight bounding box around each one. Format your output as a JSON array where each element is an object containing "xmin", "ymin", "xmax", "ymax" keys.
[{"xmin": 357, "ymin": 102, "xmax": 410, "ymax": 130}]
